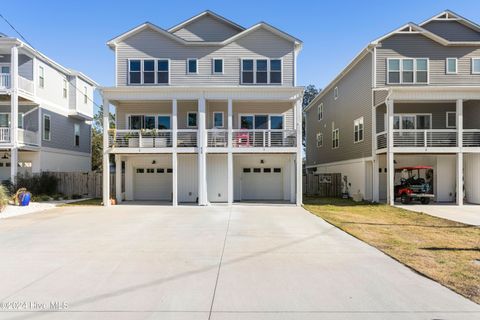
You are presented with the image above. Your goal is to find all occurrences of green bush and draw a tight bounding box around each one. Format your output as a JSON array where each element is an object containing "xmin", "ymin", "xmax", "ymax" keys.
[
  {"xmin": 15, "ymin": 173, "xmax": 58, "ymax": 196},
  {"xmin": 0, "ymin": 185, "xmax": 9, "ymax": 210}
]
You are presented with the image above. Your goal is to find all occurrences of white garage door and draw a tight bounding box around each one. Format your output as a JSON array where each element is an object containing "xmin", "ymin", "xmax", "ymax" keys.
[
  {"xmin": 134, "ymin": 167, "xmax": 172, "ymax": 201},
  {"xmin": 241, "ymin": 167, "xmax": 283, "ymax": 200}
]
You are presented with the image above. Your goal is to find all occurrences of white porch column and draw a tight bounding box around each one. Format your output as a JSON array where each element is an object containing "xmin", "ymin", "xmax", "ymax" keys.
[
  {"xmin": 197, "ymin": 97, "xmax": 207, "ymax": 205},
  {"xmin": 227, "ymin": 98, "xmax": 233, "ymax": 205},
  {"xmin": 102, "ymin": 97, "xmax": 111, "ymax": 206},
  {"xmin": 295, "ymin": 98, "xmax": 303, "ymax": 206},
  {"xmin": 386, "ymin": 99, "xmax": 395, "ymax": 206},
  {"xmin": 10, "ymin": 45, "xmax": 19, "ymax": 183},
  {"xmin": 456, "ymin": 99, "xmax": 463, "ymax": 205},
  {"xmin": 372, "ymin": 155, "xmax": 380, "ymax": 202},
  {"xmin": 290, "ymin": 154, "xmax": 296, "ymax": 203},
  {"xmin": 172, "ymin": 99, "xmax": 178, "ymax": 206},
  {"xmin": 115, "ymin": 154, "xmax": 122, "ymax": 203}
]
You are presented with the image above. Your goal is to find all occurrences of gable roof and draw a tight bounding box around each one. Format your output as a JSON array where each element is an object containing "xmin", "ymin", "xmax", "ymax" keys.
[
  {"xmin": 106, "ymin": 10, "xmax": 302, "ymax": 50},
  {"xmin": 371, "ymin": 22, "xmax": 452, "ymax": 46},
  {"xmin": 419, "ymin": 10, "xmax": 480, "ymax": 33},
  {"xmin": 168, "ymin": 10, "xmax": 245, "ymax": 33}
]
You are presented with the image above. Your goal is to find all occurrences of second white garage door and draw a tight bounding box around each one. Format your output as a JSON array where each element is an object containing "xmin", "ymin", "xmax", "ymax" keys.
[
  {"xmin": 134, "ymin": 168, "xmax": 172, "ymax": 201},
  {"xmin": 241, "ymin": 167, "xmax": 283, "ymax": 200}
]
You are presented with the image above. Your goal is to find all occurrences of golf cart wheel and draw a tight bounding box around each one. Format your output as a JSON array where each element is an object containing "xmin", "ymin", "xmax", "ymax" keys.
[
  {"xmin": 421, "ymin": 197, "xmax": 430, "ymax": 205},
  {"xmin": 401, "ymin": 194, "xmax": 411, "ymax": 204}
]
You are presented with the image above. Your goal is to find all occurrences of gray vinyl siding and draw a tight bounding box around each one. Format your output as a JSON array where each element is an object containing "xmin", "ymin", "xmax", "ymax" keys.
[
  {"xmin": 0, "ymin": 54, "xmax": 33, "ymax": 80},
  {"xmin": 305, "ymin": 53, "xmax": 373, "ymax": 166},
  {"xmin": 376, "ymin": 33, "xmax": 480, "ymax": 87},
  {"xmin": 464, "ymin": 100, "xmax": 480, "ymax": 129},
  {"xmin": 422, "ymin": 21, "xmax": 480, "ymax": 42},
  {"xmin": 0, "ymin": 105, "xmax": 38, "ymax": 131},
  {"xmin": 373, "ymin": 90, "xmax": 388, "ymax": 106},
  {"xmin": 41, "ymin": 109, "xmax": 91, "ymax": 154},
  {"xmin": 172, "ymin": 15, "xmax": 240, "ymax": 41},
  {"xmin": 116, "ymin": 28, "xmax": 294, "ymax": 87}
]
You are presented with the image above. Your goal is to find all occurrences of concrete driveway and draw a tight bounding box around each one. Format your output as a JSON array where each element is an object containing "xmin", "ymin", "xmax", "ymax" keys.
[
  {"xmin": 397, "ymin": 204, "xmax": 480, "ymax": 226},
  {"xmin": 0, "ymin": 205, "xmax": 478, "ymax": 320}
]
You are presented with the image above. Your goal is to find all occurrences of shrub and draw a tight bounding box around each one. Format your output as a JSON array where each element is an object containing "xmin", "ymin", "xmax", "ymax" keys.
[
  {"xmin": 71, "ymin": 194, "xmax": 82, "ymax": 200},
  {"xmin": 0, "ymin": 185, "xmax": 9, "ymax": 211},
  {"xmin": 15, "ymin": 173, "xmax": 58, "ymax": 196}
]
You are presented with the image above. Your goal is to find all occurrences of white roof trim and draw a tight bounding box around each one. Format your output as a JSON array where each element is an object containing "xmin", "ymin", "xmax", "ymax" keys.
[
  {"xmin": 420, "ymin": 10, "xmax": 480, "ymax": 33},
  {"xmin": 371, "ymin": 23, "xmax": 450, "ymax": 46},
  {"xmin": 168, "ymin": 10, "xmax": 245, "ymax": 33}
]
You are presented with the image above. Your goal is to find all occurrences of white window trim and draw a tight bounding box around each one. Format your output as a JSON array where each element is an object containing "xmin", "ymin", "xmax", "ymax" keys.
[
  {"xmin": 18, "ymin": 113, "xmax": 24, "ymax": 129},
  {"xmin": 187, "ymin": 111, "xmax": 198, "ymax": 128},
  {"xmin": 238, "ymin": 113, "xmax": 286, "ymax": 130},
  {"xmin": 446, "ymin": 111, "xmax": 456, "ymax": 128},
  {"xmin": 74, "ymin": 123, "xmax": 80, "ymax": 147},
  {"xmin": 317, "ymin": 103, "xmax": 323, "ymax": 121},
  {"xmin": 127, "ymin": 58, "xmax": 171, "ymax": 85},
  {"xmin": 334, "ymin": 87, "xmax": 339, "ymax": 100},
  {"xmin": 353, "ymin": 117, "xmax": 364, "ymax": 143},
  {"xmin": 384, "ymin": 113, "xmax": 433, "ymax": 130},
  {"xmin": 212, "ymin": 111, "xmax": 224, "ymax": 128},
  {"xmin": 446, "ymin": 57, "xmax": 458, "ymax": 74},
  {"xmin": 316, "ymin": 132, "xmax": 323, "ymax": 148},
  {"xmin": 212, "ymin": 58, "xmax": 224, "ymax": 75},
  {"xmin": 38, "ymin": 65, "xmax": 45, "ymax": 88},
  {"xmin": 471, "ymin": 57, "xmax": 480, "ymax": 74},
  {"xmin": 43, "ymin": 114, "xmax": 51, "ymax": 141},
  {"xmin": 240, "ymin": 58, "xmax": 283, "ymax": 85},
  {"xmin": 126, "ymin": 114, "xmax": 172, "ymax": 130},
  {"xmin": 83, "ymin": 86, "xmax": 88, "ymax": 104},
  {"xmin": 386, "ymin": 58, "xmax": 429, "ymax": 84},
  {"xmin": 332, "ymin": 128, "xmax": 339, "ymax": 149},
  {"xmin": 62, "ymin": 79, "xmax": 68, "ymax": 98},
  {"xmin": 187, "ymin": 58, "xmax": 198, "ymax": 74}
]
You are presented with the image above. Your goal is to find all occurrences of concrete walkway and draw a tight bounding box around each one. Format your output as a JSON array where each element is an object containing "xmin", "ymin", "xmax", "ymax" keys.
[
  {"xmin": 0, "ymin": 205, "xmax": 478, "ymax": 319},
  {"xmin": 397, "ymin": 204, "xmax": 480, "ymax": 226}
]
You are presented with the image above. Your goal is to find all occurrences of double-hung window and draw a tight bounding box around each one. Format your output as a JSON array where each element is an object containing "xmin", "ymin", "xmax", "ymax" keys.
[
  {"xmin": 213, "ymin": 112, "xmax": 224, "ymax": 128},
  {"xmin": 472, "ymin": 58, "xmax": 480, "ymax": 74},
  {"xmin": 446, "ymin": 58, "xmax": 458, "ymax": 74},
  {"xmin": 316, "ymin": 133, "xmax": 323, "ymax": 147},
  {"xmin": 241, "ymin": 59, "xmax": 254, "ymax": 83},
  {"xmin": 143, "ymin": 60, "xmax": 155, "ymax": 83},
  {"xmin": 256, "ymin": 60, "xmax": 268, "ymax": 84},
  {"xmin": 39, "ymin": 66, "xmax": 45, "ymax": 88},
  {"xmin": 332, "ymin": 128, "xmax": 339, "ymax": 149},
  {"xmin": 318, "ymin": 103, "xmax": 323, "ymax": 121},
  {"xmin": 387, "ymin": 58, "xmax": 428, "ymax": 84},
  {"xmin": 43, "ymin": 114, "xmax": 51, "ymax": 141},
  {"xmin": 157, "ymin": 60, "xmax": 169, "ymax": 84},
  {"xmin": 270, "ymin": 59, "xmax": 281, "ymax": 84},
  {"xmin": 83, "ymin": 86, "xmax": 88, "ymax": 104},
  {"xmin": 446, "ymin": 112, "xmax": 456, "ymax": 128},
  {"xmin": 129, "ymin": 60, "xmax": 141, "ymax": 84},
  {"xmin": 129, "ymin": 59, "xmax": 170, "ymax": 84},
  {"xmin": 354, "ymin": 117, "xmax": 364, "ymax": 143},
  {"xmin": 63, "ymin": 79, "xmax": 68, "ymax": 98},
  {"xmin": 74, "ymin": 123, "xmax": 80, "ymax": 147},
  {"xmin": 187, "ymin": 112, "xmax": 198, "ymax": 128}
]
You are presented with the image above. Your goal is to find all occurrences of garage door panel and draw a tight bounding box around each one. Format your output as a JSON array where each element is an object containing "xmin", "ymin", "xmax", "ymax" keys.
[
  {"xmin": 241, "ymin": 168, "xmax": 283, "ymax": 200},
  {"xmin": 134, "ymin": 167, "xmax": 172, "ymax": 201}
]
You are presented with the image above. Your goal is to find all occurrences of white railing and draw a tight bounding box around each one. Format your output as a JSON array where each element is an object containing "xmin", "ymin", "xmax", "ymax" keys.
[
  {"xmin": 393, "ymin": 129, "xmax": 457, "ymax": 147},
  {"xmin": 109, "ymin": 129, "xmax": 172, "ymax": 148},
  {"xmin": 207, "ymin": 129, "xmax": 228, "ymax": 147},
  {"xmin": 18, "ymin": 128, "xmax": 39, "ymax": 146},
  {"xmin": 463, "ymin": 129, "xmax": 480, "ymax": 147},
  {"xmin": 18, "ymin": 76, "xmax": 34, "ymax": 93},
  {"xmin": 0, "ymin": 128, "xmax": 10, "ymax": 142},
  {"xmin": 376, "ymin": 131, "xmax": 387, "ymax": 149},
  {"xmin": 0, "ymin": 73, "xmax": 10, "ymax": 89},
  {"xmin": 177, "ymin": 129, "xmax": 198, "ymax": 147},
  {"xmin": 231, "ymin": 129, "xmax": 297, "ymax": 148}
]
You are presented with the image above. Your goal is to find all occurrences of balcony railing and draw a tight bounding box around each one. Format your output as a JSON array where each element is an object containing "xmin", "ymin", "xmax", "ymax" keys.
[
  {"xmin": 177, "ymin": 129, "xmax": 197, "ymax": 147},
  {"xmin": 207, "ymin": 129, "xmax": 228, "ymax": 147},
  {"xmin": 0, "ymin": 73, "xmax": 10, "ymax": 89},
  {"xmin": 375, "ymin": 129, "xmax": 480, "ymax": 149},
  {"xmin": 108, "ymin": 129, "xmax": 173, "ymax": 148},
  {"xmin": 231, "ymin": 129, "xmax": 297, "ymax": 148},
  {"xmin": 463, "ymin": 129, "xmax": 480, "ymax": 147},
  {"xmin": 0, "ymin": 128, "xmax": 39, "ymax": 146}
]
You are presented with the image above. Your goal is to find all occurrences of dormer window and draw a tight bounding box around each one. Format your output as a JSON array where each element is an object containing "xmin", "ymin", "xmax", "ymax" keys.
[{"xmin": 187, "ymin": 59, "xmax": 198, "ymax": 74}]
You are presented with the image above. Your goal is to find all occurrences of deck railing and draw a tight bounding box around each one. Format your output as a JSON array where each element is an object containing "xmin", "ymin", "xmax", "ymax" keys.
[
  {"xmin": 177, "ymin": 129, "xmax": 197, "ymax": 147},
  {"xmin": 0, "ymin": 128, "xmax": 39, "ymax": 145},
  {"xmin": 108, "ymin": 129, "xmax": 173, "ymax": 148},
  {"xmin": 377, "ymin": 129, "xmax": 459, "ymax": 149},
  {"xmin": 0, "ymin": 73, "xmax": 10, "ymax": 89},
  {"xmin": 231, "ymin": 129, "xmax": 296, "ymax": 148},
  {"xmin": 207, "ymin": 129, "xmax": 228, "ymax": 147},
  {"xmin": 463, "ymin": 129, "xmax": 480, "ymax": 147}
]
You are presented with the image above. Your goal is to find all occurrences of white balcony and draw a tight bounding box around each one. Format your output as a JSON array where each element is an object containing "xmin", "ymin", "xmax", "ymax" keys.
[
  {"xmin": 231, "ymin": 129, "xmax": 297, "ymax": 148},
  {"xmin": 109, "ymin": 129, "xmax": 173, "ymax": 148},
  {"xmin": 0, "ymin": 73, "xmax": 34, "ymax": 94},
  {"xmin": 0, "ymin": 73, "xmax": 10, "ymax": 89},
  {"xmin": 0, "ymin": 127, "xmax": 39, "ymax": 146}
]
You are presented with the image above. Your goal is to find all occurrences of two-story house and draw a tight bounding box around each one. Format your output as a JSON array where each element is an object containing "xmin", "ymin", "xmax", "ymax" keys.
[
  {"xmin": 101, "ymin": 11, "xmax": 303, "ymax": 206},
  {"xmin": 305, "ymin": 10, "xmax": 480, "ymax": 206},
  {"xmin": 0, "ymin": 34, "xmax": 97, "ymax": 182}
]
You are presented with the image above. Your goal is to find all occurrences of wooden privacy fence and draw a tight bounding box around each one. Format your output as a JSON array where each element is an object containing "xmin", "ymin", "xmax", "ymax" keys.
[
  {"xmin": 303, "ymin": 173, "xmax": 342, "ymax": 197},
  {"xmin": 46, "ymin": 171, "xmax": 123, "ymax": 198}
]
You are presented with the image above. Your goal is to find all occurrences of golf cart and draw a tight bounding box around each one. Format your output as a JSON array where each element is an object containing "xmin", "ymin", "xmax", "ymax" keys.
[{"xmin": 394, "ymin": 166, "xmax": 434, "ymax": 204}]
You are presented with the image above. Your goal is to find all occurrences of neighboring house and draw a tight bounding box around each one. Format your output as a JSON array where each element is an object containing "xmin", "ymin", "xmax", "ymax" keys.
[
  {"xmin": 305, "ymin": 10, "xmax": 480, "ymax": 206},
  {"xmin": 101, "ymin": 10, "xmax": 303, "ymax": 206},
  {"xmin": 0, "ymin": 34, "xmax": 97, "ymax": 182}
]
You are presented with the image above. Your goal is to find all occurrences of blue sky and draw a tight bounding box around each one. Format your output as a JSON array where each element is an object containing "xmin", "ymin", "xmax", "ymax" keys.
[{"xmin": 1, "ymin": 0, "xmax": 480, "ymax": 98}]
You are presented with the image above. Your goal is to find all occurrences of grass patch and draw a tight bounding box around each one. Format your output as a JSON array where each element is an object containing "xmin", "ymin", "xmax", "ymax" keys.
[
  {"xmin": 60, "ymin": 198, "xmax": 102, "ymax": 206},
  {"xmin": 303, "ymin": 196, "xmax": 480, "ymax": 304}
]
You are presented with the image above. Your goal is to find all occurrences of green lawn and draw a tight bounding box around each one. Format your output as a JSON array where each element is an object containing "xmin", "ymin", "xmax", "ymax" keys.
[
  {"xmin": 60, "ymin": 198, "xmax": 102, "ymax": 206},
  {"xmin": 303, "ymin": 197, "xmax": 480, "ymax": 304}
]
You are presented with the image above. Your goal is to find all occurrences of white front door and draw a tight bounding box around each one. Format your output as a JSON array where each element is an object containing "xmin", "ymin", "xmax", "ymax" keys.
[
  {"xmin": 241, "ymin": 167, "xmax": 283, "ymax": 200},
  {"xmin": 134, "ymin": 167, "xmax": 172, "ymax": 201}
]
